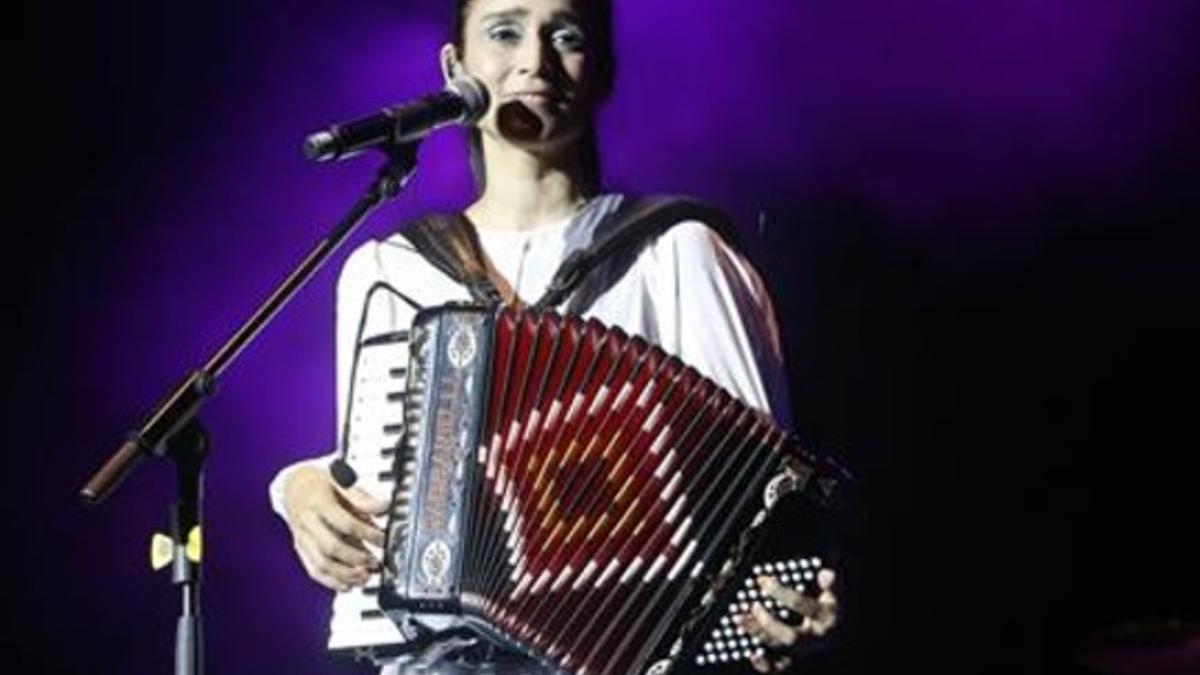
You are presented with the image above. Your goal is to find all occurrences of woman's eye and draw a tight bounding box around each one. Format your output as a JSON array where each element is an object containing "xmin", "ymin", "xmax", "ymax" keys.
[
  {"xmin": 551, "ymin": 27, "xmax": 585, "ymax": 51},
  {"xmin": 487, "ymin": 25, "xmax": 521, "ymax": 43}
]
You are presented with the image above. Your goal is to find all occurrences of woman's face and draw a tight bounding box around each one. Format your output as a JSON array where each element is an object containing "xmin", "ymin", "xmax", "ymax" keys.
[{"xmin": 453, "ymin": 0, "xmax": 602, "ymax": 150}]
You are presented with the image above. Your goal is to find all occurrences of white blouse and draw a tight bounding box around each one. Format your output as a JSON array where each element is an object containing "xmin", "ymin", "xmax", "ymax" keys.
[{"xmin": 269, "ymin": 192, "xmax": 791, "ymax": 517}]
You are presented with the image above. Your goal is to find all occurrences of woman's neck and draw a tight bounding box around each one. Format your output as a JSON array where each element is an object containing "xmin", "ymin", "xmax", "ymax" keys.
[{"xmin": 465, "ymin": 135, "xmax": 595, "ymax": 232}]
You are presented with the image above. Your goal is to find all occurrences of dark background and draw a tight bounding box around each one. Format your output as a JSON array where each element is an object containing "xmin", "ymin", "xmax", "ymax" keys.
[{"xmin": 4, "ymin": 1, "xmax": 1198, "ymax": 673}]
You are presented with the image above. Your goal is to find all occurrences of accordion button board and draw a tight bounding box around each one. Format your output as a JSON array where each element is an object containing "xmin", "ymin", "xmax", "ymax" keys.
[{"xmin": 336, "ymin": 304, "xmax": 856, "ymax": 674}]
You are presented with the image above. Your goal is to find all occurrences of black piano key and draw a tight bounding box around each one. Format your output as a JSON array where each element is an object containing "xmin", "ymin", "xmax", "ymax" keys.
[{"xmin": 361, "ymin": 330, "xmax": 409, "ymax": 347}]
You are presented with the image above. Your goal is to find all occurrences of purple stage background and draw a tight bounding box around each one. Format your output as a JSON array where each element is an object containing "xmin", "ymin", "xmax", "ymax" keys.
[{"xmin": 6, "ymin": 1, "xmax": 1199, "ymax": 673}]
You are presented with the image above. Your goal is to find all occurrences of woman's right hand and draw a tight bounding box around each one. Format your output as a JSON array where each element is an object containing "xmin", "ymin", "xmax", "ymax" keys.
[{"xmin": 282, "ymin": 464, "xmax": 388, "ymax": 592}]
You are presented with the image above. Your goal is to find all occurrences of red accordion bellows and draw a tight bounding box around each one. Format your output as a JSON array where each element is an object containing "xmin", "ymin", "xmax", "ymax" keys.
[{"xmin": 378, "ymin": 305, "xmax": 849, "ymax": 675}]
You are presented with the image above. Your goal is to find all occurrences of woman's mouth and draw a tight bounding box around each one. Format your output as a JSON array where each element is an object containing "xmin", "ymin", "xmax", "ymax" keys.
[{"xmin": 507, "ymin": 91, "xmax": 559, "ymax": 106}]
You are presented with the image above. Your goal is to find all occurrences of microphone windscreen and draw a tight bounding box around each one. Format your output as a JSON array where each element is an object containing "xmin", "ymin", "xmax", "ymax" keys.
[{"xmin": 447, "ymin": 75, "xmax": 490, "ymax": 123}]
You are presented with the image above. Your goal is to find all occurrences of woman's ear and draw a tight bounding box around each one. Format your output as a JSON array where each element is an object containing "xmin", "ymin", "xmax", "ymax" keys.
[{"xmin": 439, "ymin": 43, "xmax": 462, "ymax": 84}]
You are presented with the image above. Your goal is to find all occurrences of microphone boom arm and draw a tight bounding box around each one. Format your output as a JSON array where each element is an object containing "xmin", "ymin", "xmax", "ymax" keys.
[{"xmin": 80, "ymin": 141, "xmax": 420, "ymax": 505}]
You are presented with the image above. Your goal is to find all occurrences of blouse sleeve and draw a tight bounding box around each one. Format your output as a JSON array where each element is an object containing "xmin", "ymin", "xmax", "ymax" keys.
[{"xmin": 646, "ymin": 220, "xmax": 793, "ymax": 429}]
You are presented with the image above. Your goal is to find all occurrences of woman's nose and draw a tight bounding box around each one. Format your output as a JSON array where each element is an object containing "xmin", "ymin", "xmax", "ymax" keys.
[{"xmin": 514, "ymin": 32, "xmax": 553, "ymax": 77}]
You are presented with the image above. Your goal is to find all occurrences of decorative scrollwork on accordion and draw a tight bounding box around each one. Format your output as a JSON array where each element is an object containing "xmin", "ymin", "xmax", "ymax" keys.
[{"xmin": 370, "ymin": 304, "xmax": 855, "ymax": 674}]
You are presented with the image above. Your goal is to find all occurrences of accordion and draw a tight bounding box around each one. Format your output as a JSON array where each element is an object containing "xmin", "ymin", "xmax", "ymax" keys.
[{"xmin": 335, "ymin": 303, "xmax": 855, "ymax": 674}]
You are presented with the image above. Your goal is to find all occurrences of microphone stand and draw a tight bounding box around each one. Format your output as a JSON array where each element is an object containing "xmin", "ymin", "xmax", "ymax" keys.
[
  {"xmin": 78, "ymin": 140, "xmax": 421, "ymax": 675},
  {"xmin": 167, "ymin": 419, "xmax": 207, "ymax": 675}
]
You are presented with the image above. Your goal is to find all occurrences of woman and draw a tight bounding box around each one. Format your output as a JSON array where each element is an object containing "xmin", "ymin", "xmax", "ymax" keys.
[{"xmin": 271, "ymin": 0, "xmax": 837, "ymax": 671}]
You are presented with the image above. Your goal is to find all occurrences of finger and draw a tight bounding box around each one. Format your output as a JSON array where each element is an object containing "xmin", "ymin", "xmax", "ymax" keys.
[
  {"xmin": 737, "ymin": 611, "xmax": 764, "ymax": 642},
  {"xmin": 298, "ymin": 554, "xmax": 345, "ymax": 592},
  {"xmin": 305, "ymin": 511, "xmax": 377, "ymax": 569},
  {"xmin": 813, "ymin": 593, "xmax": 839, "ymax": 637},
  {"xmin": 294, "ymin": 536, "xmax": 363, "ymax": 591},
  {"xmin": 817, "ymin": 568, "xmax": 836, "ymax": 590},
  {"xmin": 320, "ymin": 503, "xmax": 386, "ymax": 549},
  {"xmin": 811, "ymin": 611, "xmax": 836, "ymax": 637},
  {"xmin": 737, "ymin": 609, "xmax": 757, "ymax": 629},
  {"xmin": 338, "ymin": 485, "xmax": 389, "ymax": 516},
  {"xmin": 737, "ymin": 610, "xmax": 777, "ymax": 653},
  {"xmin": 758, "ymin": 575, "xmax": 819, "ymax": 618},
  {"xmin": 818, "ymin": 589, "xmax": 837, "ymax": 610},
  {"xmin": 749, "ymin": 651, "xmax": 791, "ymax": 673},
  {"xmin": 323, "ymin": 530, "xmax": 376, "ymax": 570},
  {"xmin": 751, "ymin": 603, "xmax": 797, "ymax": 647}
]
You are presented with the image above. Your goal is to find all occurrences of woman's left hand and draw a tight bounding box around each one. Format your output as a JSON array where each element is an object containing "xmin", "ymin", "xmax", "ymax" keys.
[{"xmin": 736, "ymin": 568, "xmax": 839, "ymax": 673}]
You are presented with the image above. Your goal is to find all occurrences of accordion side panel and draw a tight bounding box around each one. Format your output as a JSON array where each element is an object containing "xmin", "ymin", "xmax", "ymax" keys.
[{"xmin": 382, "ymin": 305, "xmax": 494, "ymax": 615}]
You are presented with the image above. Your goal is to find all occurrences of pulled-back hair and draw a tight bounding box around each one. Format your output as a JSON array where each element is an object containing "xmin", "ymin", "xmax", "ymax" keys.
[{"xmin": 450, "ymin": 0, "xmax": 615, "ymax": 194}]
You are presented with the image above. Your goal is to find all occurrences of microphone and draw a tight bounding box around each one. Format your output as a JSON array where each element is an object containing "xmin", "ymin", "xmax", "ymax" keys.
[{"xmin": 304, "ymin": 75, "xmax": 489, "ymax": 162}]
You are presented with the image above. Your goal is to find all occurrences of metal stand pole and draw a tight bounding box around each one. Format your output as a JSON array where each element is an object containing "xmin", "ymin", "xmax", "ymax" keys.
[{"xmin": 79, "ymin": 142, "xmax": 421, "ymax": 672}]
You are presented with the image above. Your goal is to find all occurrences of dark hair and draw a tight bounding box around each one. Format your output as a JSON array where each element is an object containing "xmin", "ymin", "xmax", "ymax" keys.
[{"xmin": 451, "ymin": 0, "xmax": 615, "ymax": 194}]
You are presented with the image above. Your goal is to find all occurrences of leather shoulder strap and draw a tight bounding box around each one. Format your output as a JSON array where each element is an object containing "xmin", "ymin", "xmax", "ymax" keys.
[
  {"xmin": 534, "ymin": 195, "xmax": 742, "ymax": 310},
  {"xmin": 402, "ymin": 196, "xmax": 740, "ymax": 310},
  {"xmin": 403, "ymin": 213, "xmax": 503, "ymax": 304}
]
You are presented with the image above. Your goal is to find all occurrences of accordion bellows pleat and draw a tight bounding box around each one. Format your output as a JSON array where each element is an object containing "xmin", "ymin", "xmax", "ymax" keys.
[{"xmin": 374, "ymin": 304, "xmax": 851, "ymax": 674}]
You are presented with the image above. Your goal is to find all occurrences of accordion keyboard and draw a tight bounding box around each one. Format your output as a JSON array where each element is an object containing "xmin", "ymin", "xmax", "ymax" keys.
[{"xmin": 327, "ymin": 331, "xmax": 420, "ymax": 661}]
